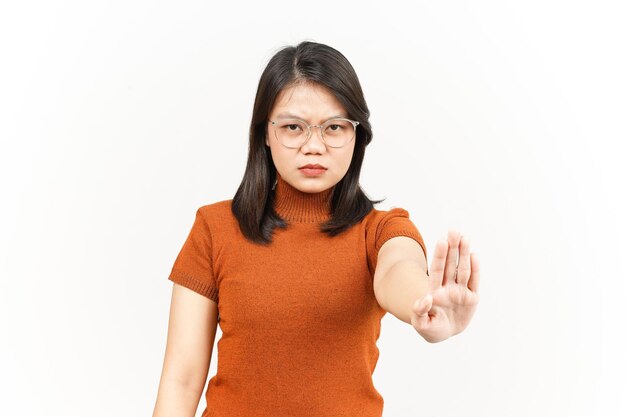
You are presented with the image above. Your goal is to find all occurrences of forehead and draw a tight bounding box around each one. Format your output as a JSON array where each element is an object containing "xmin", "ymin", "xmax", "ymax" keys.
[{"xmin": 271, "ymin": 82, "xmax": 347, "ymax": 120}]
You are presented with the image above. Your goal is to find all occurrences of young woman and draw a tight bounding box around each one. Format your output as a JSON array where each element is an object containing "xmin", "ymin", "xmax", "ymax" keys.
[{"xmin": 153, "ymin": 41, "xmax": 480, "ymax": 417}]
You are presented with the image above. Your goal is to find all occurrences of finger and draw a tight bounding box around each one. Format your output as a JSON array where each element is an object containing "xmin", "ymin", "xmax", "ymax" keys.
[
  {"xmin": 429, "ymin": 239, "xmax": 448, "ymax": 287},
  {"xmin": 468, "ymin": 252, "xmax": 480, "ymax": 293},
  {"xmin": 442, "ymin": 230, "xmax": 461, "ymax": 286},
  {"xmin": 413, "ymin": 294, "xmax": 432, "ymax": 317},
  {"xmin": 456, "ymin": 236, "xmax": 471, "ymax": 286},
  {"xmin": 412, "ymin": 294, "xmax": 432, "ymax": 329}
]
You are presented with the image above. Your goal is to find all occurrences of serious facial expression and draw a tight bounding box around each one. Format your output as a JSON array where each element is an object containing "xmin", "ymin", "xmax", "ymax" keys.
[{"xmin": 265, "ymin": 82, "xmax": 356, "ymax": 194}]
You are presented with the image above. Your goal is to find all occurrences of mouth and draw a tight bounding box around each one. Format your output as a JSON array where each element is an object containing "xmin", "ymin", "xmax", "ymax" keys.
[{"xmin": 299, "ymin": 164, "xmax": 327, "ymax": 169}]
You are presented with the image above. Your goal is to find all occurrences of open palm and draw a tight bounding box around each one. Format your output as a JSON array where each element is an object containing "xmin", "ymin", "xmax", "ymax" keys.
[{"xmin": 410, "ymin": 230, "xmax": 480, "ymax": 343}]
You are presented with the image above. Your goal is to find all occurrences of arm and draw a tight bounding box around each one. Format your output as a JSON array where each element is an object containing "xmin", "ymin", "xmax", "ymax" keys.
[
  {"xmin": 152, "ymin": 283, "xmax": 219, "ymax": 417},
  {"xmin": 373, "ymin": 236, "xmax": 429, "ymax": 325}
]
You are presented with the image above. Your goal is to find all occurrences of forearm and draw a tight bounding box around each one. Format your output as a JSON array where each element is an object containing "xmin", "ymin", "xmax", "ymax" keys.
[
  {"xmin": 152, "ymin": 378, "xmax": 203, "ymax": 417},
  {"xmin": 378, "ymin": 260, "xmax": 429, "ymax": 324}
]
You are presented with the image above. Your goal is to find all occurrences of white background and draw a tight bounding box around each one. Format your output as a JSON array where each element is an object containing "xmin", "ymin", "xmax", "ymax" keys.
[{"xmin": 1, "ymin": 1, "xmax": 624, "ymax": 416}]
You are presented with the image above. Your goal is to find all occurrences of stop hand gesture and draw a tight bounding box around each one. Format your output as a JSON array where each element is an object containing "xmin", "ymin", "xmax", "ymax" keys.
[{"xmin": 411, "ymin": 230, "xmax": 480, "ymax": 343}]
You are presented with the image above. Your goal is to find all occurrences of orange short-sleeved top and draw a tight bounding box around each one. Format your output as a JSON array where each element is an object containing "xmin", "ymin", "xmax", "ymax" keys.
[{"xmin": 168, "ymin": 174, "xmax": 427, "ymax": 417}]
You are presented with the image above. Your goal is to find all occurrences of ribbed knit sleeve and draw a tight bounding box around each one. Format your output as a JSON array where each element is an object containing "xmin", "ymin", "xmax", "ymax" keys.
[
  {"xmin": 168, "ymin": 206, "xmax": 219, "ymax": 303},
  {"xmin": 366, "ymin": 207, "xmax": 428, "ymax": 277}
]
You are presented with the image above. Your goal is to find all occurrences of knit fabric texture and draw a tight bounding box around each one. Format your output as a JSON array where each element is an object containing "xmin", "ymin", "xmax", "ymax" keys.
[{"xmin": 168, "ymin": 173, "xmax": 427, "ymax": 417}]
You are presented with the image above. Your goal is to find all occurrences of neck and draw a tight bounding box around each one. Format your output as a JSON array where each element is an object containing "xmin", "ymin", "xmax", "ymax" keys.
[{"xmin": 273, "ymin": 173, "xmax": 334, "ymax": 223}]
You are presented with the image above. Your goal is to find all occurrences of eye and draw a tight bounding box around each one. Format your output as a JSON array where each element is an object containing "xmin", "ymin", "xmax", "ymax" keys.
[
  {"xmin": 286, "ymin": 124, "xmax": 301, "ymax": 131},
  {"xmin": 328, "ymin": 124, "xmax": 342, "ymax": 131}
]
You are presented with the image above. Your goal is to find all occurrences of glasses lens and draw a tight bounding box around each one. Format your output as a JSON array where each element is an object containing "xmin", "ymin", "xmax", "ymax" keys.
[
  {"xmin": 273, "ymin": 118, "xmax": 356, "ymax": 148},
  {"xmin": 274, "ymin": 119, "xmax": 308, "ymax": 148},
  {"xmin": 323, "ymin": 119, "xmax": 356, "ymax": 148}
]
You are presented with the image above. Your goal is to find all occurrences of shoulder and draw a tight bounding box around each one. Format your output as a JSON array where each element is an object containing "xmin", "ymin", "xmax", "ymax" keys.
[
  {"xmin": 196, "ymin": 199, "xmax": 233, "ymax": 216},
  {"xmin": 189, "ymin": 199, "xmax": 234, "ymax": 229},
  {"xmin": 363, "ymin": 205, "xmax": 421, "ymax": 250},
  {"xmin": 363, "ymin": 205, "xmax": 413, "ymax": 230},
  {"xmin": 194, "ymin": 199, "xmax": 240, "ymax": 235},
  {"xmin": 362, "ymin": 205, "xmax": 424, "ymax": 276}
]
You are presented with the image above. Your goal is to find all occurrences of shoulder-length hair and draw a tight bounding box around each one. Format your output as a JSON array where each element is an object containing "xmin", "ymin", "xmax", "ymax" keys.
[{"xmin": 232, "ymin": 40, "xmax": 384, "ymax": 244}]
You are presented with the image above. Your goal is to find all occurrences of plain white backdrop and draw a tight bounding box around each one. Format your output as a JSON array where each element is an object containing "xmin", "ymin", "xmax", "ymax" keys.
[{"xmin": 1, "ymin": 1, "xmax": 624, "ymax": 416}]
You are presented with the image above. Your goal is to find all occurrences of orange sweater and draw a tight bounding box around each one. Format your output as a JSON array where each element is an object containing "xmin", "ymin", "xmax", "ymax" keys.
[{"xmin": 168, "ymin": 174, "xmax": 427, "ymax": 417}]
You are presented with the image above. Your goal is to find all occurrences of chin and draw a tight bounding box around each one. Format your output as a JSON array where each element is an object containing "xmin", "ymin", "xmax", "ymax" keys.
[{"xmin": 295, "ymin": 178, "xmax": 330, "ymax": 192}]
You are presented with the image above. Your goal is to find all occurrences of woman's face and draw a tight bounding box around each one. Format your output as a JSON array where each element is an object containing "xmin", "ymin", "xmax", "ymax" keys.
[{"xmin": 265, "ymin": 82, "xmax": 356, "ymax": 194}]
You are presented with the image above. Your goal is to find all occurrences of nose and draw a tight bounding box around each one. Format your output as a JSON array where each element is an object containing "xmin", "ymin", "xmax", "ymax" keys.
[{"xmin": 301, "ymin": 125, "xmax": 326, "ymax": 152}]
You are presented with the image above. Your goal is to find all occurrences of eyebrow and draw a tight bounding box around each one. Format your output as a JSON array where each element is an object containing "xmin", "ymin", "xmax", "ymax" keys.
[{"xmin": 275, "ymin": 112, "xmax": 348, "ymax": 120}]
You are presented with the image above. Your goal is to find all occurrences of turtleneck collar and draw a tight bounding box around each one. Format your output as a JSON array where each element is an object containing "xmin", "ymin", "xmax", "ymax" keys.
[{"xmin": 272, "ymin": 173, "xmax": 334, "ymax": 223}]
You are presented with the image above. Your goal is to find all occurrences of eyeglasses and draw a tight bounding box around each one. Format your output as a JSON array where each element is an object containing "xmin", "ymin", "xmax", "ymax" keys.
[{"xmin": 268, "ymin": 117, "xmax": 359, "ymax": 149}]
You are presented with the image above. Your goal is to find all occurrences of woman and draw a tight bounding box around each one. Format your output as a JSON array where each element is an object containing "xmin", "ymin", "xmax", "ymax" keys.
[{"xmin": 152, "ymin": 41, "xmax": 480, "ymax": 417}]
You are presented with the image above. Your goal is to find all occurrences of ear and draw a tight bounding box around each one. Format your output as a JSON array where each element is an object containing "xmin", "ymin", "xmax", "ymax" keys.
[{"xmin": 265, "ymin": 134, "xmax": 270, "ymax": 147}]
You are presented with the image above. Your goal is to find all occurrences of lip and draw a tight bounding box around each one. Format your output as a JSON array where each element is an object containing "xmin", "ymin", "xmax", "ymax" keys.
[
  {"xmin": 299, "ymin": 164, "xmax": 327, "ymax": 169},
  {"xmin": 299, "ymin": 167, "xmax": 327, "ymax": 177}
]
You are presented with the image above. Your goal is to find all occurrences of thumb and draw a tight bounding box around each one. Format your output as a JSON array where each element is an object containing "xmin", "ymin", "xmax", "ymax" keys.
[{"xmin": 413, "ymin": 293, "xmax": 432, "ymax": 318}]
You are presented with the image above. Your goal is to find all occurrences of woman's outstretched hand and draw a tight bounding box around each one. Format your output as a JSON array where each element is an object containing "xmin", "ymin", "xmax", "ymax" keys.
[{"xmin": 410, "ymin": 230, "xmax": 480, "ymax": 343}]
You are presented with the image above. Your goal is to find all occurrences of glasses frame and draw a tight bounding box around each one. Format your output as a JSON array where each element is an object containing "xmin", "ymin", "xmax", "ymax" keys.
[{"xmin": 268, "ymin": 117, "xmax": 360, "ymax": 149}]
